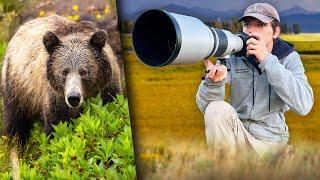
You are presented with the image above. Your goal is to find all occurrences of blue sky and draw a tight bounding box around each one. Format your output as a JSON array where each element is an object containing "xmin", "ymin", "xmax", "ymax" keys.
[{"xmin": 117, "ymin": 0, "xmax": 320, "ymax": 14}]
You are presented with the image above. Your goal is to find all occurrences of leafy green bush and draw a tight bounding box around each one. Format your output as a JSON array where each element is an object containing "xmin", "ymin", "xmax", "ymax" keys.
[
  {"xmin": 0, "ymin": 0, "xmax": 29, "ymax": 42},
  {"xmin": 0, "ymin": 42, "xmax": 6, "ymax": 59},
  {"xmin": 0, "ymin": 94, "xmax": 136, "ymax": 179},
  {"xmin": 0, "ymin": 0, "xmax": 27, "ymax": 14}
]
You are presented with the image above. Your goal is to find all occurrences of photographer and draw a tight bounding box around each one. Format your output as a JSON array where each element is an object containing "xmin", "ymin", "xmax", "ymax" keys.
[{"xmin": 196, "ymin": 3, "xmax": 314, "ymax": 155}]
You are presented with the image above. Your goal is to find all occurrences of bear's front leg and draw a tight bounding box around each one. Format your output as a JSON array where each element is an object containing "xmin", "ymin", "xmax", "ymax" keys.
[
  {"xmin": 101, "ymin": 83, "xmax": 121, "ymax": 104},
  {"xmin": 2, "ymin": 84, "xmax": 34, "ymax": 145},
  {"xmin": 42, "ymin": 95, "xmax": 71, "ymax": 136},
  {"xmin": 3, "ymin": 101, "xmax": 33, "ymax": 145}
]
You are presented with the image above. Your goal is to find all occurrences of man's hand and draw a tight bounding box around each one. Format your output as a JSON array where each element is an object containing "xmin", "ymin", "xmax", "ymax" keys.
[
  {"xmin": 204, "ymin": 59, "xmax": 227, "ymax": 83},
  {"xmin": 246, "ymin": 32, "xmax": 269, "ymax": 62}
]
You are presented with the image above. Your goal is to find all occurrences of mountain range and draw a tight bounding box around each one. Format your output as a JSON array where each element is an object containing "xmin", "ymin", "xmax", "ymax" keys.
[{"xmin": 119, "ymin": 4, "xmax": 320, "ymax": 32}]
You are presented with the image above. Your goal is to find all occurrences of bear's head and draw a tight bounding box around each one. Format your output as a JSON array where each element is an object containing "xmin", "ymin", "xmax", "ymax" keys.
[{"xmin": 43, "ymin": 30, "xmax": 111, "ymax": 108}]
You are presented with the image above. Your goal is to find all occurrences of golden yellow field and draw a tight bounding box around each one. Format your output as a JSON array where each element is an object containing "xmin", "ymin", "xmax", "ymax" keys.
[
  {"xmin": 281, "ymin": 33, "xmax": 320, "ymax": 53},
  {"xmin": 124, "ymin": 52, "xmax": 320, "ymax": 144},
  {"xmin": 122, "ymin": 33, "xmax": 320, "ymax": 147},
  {"xmin": 281, "ymin": 33, "xmax": 320, "ymax": 41},
  {"xmin": 122, "ymin": 33, "xmax": 320, "ymax": 178}
]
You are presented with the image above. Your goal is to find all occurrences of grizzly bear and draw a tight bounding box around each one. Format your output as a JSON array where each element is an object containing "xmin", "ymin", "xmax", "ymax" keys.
[{"xmin": 1, "ymin": 15, "xmax": 122, "ymax": 145}]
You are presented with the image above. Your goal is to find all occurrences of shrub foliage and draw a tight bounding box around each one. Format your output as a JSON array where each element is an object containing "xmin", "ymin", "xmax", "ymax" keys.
[{"xmin": 0, "ymin": 95, "xmax": 136, "ymax": 179}]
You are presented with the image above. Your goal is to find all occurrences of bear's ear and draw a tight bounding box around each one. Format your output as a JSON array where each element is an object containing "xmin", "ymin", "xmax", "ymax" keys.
[
  {"xmin": 89, "ymin": 30, "xmax": 107, "ymax": 51},
  {"xmin": 43, "ymin": 31, "xmax": 60, "ymax": 54}
]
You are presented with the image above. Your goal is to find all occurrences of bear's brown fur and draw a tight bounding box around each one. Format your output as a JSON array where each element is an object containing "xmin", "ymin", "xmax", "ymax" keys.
[{"xmin": 1, "ymin": 15, "xmax": 122, "ymax": 144}]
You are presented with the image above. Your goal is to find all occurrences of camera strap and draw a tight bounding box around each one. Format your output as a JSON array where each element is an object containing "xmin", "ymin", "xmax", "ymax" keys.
[{"xmin": 247, "ymin": 56, "xmax": 262, "ymax": 75}]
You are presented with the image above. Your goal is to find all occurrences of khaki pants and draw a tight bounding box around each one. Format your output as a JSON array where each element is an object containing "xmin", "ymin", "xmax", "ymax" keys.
[{"xmin": 204, "ymin": 101, "xmax": 287, "ymax": 156}]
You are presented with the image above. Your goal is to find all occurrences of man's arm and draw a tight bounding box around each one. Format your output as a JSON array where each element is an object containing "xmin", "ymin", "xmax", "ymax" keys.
[
  {"xmin": 196, "ymin": 78, "xmax": 227, "ymax": 113},
  {"xmin": 196, "ymin": 60, "xmax": 229, "ymax": 113},
  {"xmin": 258, "ymin": 51, "xmax": 314, "ymax": 115}
]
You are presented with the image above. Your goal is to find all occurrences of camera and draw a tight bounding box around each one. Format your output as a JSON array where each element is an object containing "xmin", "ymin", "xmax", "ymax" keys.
[
  {"xmin": 234, "ymin": 32, "xmax": 258, "ymax": 57},
  {"xmin": 132, "ymin": 9, "xmax": 254, "ymax": 67}
]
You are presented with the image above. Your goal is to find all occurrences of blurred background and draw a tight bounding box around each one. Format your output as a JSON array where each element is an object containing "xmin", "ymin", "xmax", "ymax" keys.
[{"xmin": 117, "ymin": 0, "xmax": 320, "ymax": 178}]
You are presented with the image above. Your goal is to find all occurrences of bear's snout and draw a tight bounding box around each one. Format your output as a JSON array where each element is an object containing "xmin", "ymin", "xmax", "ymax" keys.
[
  {"xmin": 65, "ymin": 73, "xmax": 83, "ymax": 108},
  {"xmin": 67, "ymin": 92, "xmax": 81, "ymax": 108}
]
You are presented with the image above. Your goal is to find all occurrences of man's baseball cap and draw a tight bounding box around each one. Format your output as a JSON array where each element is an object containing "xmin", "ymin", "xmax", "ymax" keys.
[{"xmin": 238, "ymin": 3, "xmax": 280, "ymax": 23}]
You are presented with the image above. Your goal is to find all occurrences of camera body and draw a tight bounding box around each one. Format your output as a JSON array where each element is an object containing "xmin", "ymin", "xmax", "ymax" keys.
[{"xmin": 234, "ymin": 32, "xmax": 257, "ymax": 58}]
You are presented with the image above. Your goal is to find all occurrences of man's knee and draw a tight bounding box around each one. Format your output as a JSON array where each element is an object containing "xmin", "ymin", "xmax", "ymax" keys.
[
  {"xmin": 204, "ymin": 101, "xmax": 238, "ymax": 126},
  {"xmin": 205, "ymin": 101, "xmax": 236, "ymax": 116}
]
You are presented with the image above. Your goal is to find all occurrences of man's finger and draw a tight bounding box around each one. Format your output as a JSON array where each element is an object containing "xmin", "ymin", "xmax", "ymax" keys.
[
  {"xmin": 215, "ymin": 66, "xmax": 227, "ymax": 76},
  {"xmin": 207, "ymin": 68, "xmax": 217, "ymax": 78},
  {"xmin": 246, "ymin": 44, "xmax": 256, "ymax": 50},
  {"xmin": 246, "ymin": 38, "xmax": 259, "ymax": 45},
  {"xmin": 246, "ymin": 49, "xmax": 256, "ymax": 55},
  {"xmin": 215, "ymin": 69, "xmax": 223, "ymax": 77},
  {"xmin": 216, "ymin": 65, "xmax": 224, "ymax": 71},
  {"xmin": 215, "ymin": 70, "xmax": 227, "ymax": 82},
  {"xmin": 204, "ymin": 59, "xmax": 214, "ymax": 70},
  {"xmin": 204, "ymin": 59, "xmax": 213, "ymax": 65}
]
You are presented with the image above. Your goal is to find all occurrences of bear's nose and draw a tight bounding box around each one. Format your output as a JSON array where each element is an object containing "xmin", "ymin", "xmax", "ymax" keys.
[{"xmin": 67, "ymin": 92, "xmax": 81, "ymax": 107}]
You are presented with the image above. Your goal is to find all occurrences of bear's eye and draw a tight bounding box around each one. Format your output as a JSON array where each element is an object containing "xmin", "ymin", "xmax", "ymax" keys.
[
  {"xmin": 79, "ymin": 68, "xmax": 88, "ymax": 77},
  {"xmin": 61, "ymin": 68, "xmax": 69, "ymax": 77}
]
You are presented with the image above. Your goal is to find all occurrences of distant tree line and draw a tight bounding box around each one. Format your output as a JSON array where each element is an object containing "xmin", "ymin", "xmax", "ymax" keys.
[
  {"xmin": 206, "ymin": 19, "xmax": 301, "ymax": 34},
  {"xmin": 119, "ymin": 18, "xmax": 301, "ymax": 34},
  {"xmin": 281, "ymin": 23, "xmax": 301, "ymax": 34}
]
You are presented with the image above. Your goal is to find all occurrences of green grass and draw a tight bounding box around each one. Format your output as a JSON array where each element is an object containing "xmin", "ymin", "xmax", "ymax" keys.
[
  {"xmin": 0, "ymin": 42, "xmax": 6, "ymax": 59},
  {"xmin": 0, "ymin": 43, "xmax": 6, "ymax": 132},
  {"xmin": 0, "ymin": 95, "xmax": 136, "ymax": 179}
]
